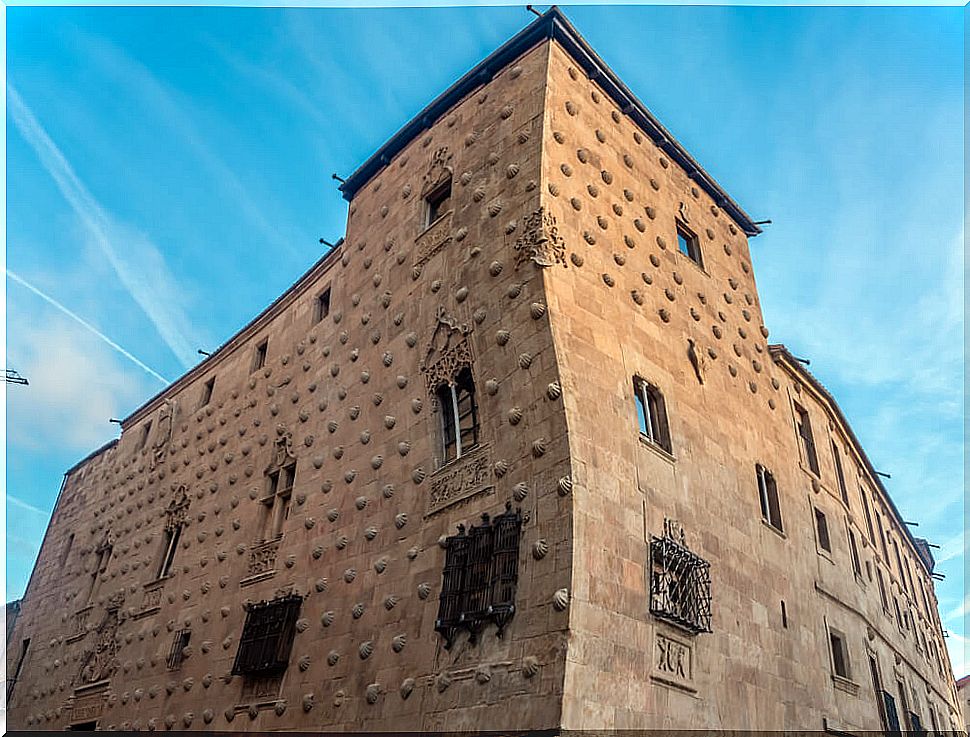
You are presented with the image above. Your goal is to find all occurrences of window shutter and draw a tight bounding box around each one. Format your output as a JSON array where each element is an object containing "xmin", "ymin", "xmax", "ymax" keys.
[
  {"xmin": 231, "ymin": 594, "xmax": 302, "ymax": 676},
  {"xmin": 489, "ymin": 506, "xmax": 523, "ymax": 634}
]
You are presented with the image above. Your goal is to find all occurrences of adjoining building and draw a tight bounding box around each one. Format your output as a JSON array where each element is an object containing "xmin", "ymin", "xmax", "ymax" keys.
[{"xmin": 6, "ymin": 7, "xmax": 962, "ymax": 732}]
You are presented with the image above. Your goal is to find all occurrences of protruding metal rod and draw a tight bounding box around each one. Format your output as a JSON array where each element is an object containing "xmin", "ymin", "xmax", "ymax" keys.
[
  {"xmin": 319, "ymin": 238, "xmax": 337, "ymax": 249},
  {"xmin": 874, "ymin": 470, "xmax": 891, "ymax": 479},
  {"xmin": 753, "ymin": 219, "xmax": 773, "ymax": 225},
  {"xmin": 109, "ymin": 418, "xmax": 122, "ymax": 425},
  {"xmin": 197, "ymin": 349, "xmax": 211, "ymax": 357},
  {"xmin": 903, "ymin": 521, "xmax": 919, "ymax": 527},
  {"xmin": 331, "ymin": 173, "xmax": 346, "ymax": 185},
  {"xmin": 526, "ymin": 5, "xmax": 542, "ymax": 18},
  {"xmin": 793, "ymin": 356, "xmax": 811, "ymax": 365},
  {"xmin": 5, "ymin": 369, "xmax": 28, "ymax": 385}
]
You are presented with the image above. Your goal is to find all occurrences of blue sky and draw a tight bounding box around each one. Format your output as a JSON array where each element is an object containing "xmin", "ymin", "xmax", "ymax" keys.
[{"xmin": 6, "ymin": 4, "xmax": 964, "ymax": 675}]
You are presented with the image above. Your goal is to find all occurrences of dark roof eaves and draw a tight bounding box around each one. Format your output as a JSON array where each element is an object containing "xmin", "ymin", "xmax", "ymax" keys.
[
  {"xmin": 339, "ymin": 7, "xmax": 761, "ymax": 238},
  {"xmin": 768, "ymin": 344, "xmax": 932, "ymax": 576}
]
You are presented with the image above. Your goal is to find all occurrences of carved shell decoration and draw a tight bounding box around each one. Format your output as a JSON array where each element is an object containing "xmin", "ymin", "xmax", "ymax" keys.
[
  {"xmin": 518, "ymin": 353, "xmax": 533, "ymax": 369},
  {"xmin": 533, "ymin": 539, "xmax": 549, "ymax": 560},
  {"xmin": 383, "ymin": 484, "xmax": 396, "ymax": 499},
  {"xmin": 493, "ymin": 459, "xmax": 509, "ymax": 477},
  {"xmin": 295, "ymin": 618, "xmax": 309, "ymax": 633},
  {"xmin": 507, "ymin": 407, "xmax": 523, "ymax": 425},
  {"xmin": 298, "ymin": 655, "xmax": 311, "ymax": 671},
  {"xmin": 365, "ymin": 683, "xmax": 381, "ymax": 705},
  {"xmin": 395, "ymin": 513, "xmax": 408, "ymax": 529},
  {"xmin": 531, "ymin": 438, "xmax": 548, "ymax": 457},
  {"xmin": 315, "ymin": 578, "xmax": 328, "ymax": 592},
  {"xmin": 436, "ymin": 672, "xmax": 453, "ymax": 693},
  {"xmin": 522, "ymin": 656, "xmax": 540, "ymax": 678},
  {"xmin": 485, "ymin": 379, "xmax": 500, "ymax": 396},
  {"xmin": 320, "ymin": 611, "xmax": 335, "ymax": 627},
  {"xmin": 412, "ymin": 467, "xmax": 427, "ymax": 484},
  {"xmin": 327, "ymin": 650, "xmax": 340, "ymax": 666},
  {"xmin": 530, "ymin": 302, "xmax": 547, "ymax": 320},
  {"xmin": 417, "ymin": 582, "xmax": 432, "ymax": 599},
  {"xmin": 392, "ymin": 634, "xmax": 407, "ymax": 652},
  {"xmin": 513, "ymin": 481, "xmax": 529, "ymax": 502},
  {"xmin": 553, "ymin": 588, "xmax": 570, "ymax": 611},
  {"xmin": 496, "ymin": 329, "xmax": 511, "ymax": 346},
  {"xmin": 400, "ymin": 678, "xmax": 415, "ymax": 699},
  {"xmin": 344, "ymin": 568, "xmax": 357, "ymax": 583},
  {"xmin": 355, "ymin": 496, "xmax": 368, "ymax": 510},
  {"xmin": 383, "ymin": 594, "xmax": 398, "ymax": 609},
  {"xmin": 359, "ymin": 641, "xmax": 374, "ymax": 659},
  {"xmin": 374, "ymin": 557, "xmax": 388, "ymax": 573},
  {"xmin": 558, "ymin": 475, "xmax": 573, "ymax": 496},
  {"xmin": 302, "ymin": 693, "xmax": 315, "ymax": 712},
  {"xmin": 546, "ymin": 382, "xmax": 562, "ymax": 400},
  {"xmin": 489, "ymin": 260, "xmax": 503, "ymax": 277}
]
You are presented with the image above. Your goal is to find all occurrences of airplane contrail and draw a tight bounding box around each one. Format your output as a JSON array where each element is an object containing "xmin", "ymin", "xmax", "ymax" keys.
[{"xmin": 7, "ymin": 269, "xmax": 170, "ymax": 385}]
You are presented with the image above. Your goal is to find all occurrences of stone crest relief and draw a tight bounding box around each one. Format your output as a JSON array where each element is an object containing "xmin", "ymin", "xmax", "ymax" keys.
[
  {"xmin": 149, "ymin": 398, "xmax": 177, "ymax": 471},
  {"xmin": 427, "ymin": 444, "xmax": 494, "ymax": 515},
  {"xmin": 76, "ymin": 599, "xmax": 124, "ymax": 685},
  {"xmin": 513, "ymin": 206, "xmax": 567, "ymax": 269},
  {"xmin": 652, "ymin": 630, "xmax": 695, "ymax": 692},
  {"xmin": 267, "ymin": 424, "xmax": 296, "ymax": 474},
  {"xmin": 422, "ymin": 146, "xmax": 453, "ymax": 195}
]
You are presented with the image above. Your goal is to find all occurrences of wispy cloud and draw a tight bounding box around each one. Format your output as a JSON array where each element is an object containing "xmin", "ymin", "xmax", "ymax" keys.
[
  {"xmin": 75, "ymin": 33, "xmax": 301, "ymax": 259},
  {"xmin": 7, "ymin": 269, "xmax": 170, "ymax": 384},
  {"xmin": 7, "ymin": 495, "xmax": 50, "ymax": 517},
  {"xmin": 7, "ymin": 83, "xmax": 202, "ymax": 368}
]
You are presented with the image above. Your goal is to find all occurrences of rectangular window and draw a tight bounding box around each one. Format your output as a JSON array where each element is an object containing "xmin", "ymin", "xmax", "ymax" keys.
[
  {"xmin": 869, "ymin": 654, "xmax": 890, "ymax": 732},
  {"xmin": 829, "ymin": 629, "xmax": 850, "ymax": 679},
  {"xmin": 435, "ymin": 367, "xmax": 479, "ymax": 465},
  {"xmin": 157, "ymin": 524, "xmax": 183, "ymax": 579},
  {"xmin": 313, "ymin": 288, "xmax": 331, "ymax": 324},
  {"xmin": 794, "ymin": 402, "xmax": 820, "ymax": 475},
  {"xmin": 876, "ymin": 513, "xmax": 890, "ymax": 561},
  {"xmin": 756, "ymin": 464, "xmax": 783, "ymax": 532},
  {"xmin": 634, "ymin": 377, "xmax": 672, "ymax": 454},
  {"xmin": 832, "ymin": 440, "xmax": 848, "ymax": 506},
  {"xmin": 675, "ymin": 220, "xmax": 703, "ymax": 267},
  {"xmin": 649, "ymin": 532, "xmax": 713, "ymax": 634},
  {"xmin": 848, "ymin": 526, "xmax": 862, "ymax": 577},
  {"xmin": 435, "ymin": 505, "xmax": 522, "ymax": 648},
  {"xmin": 264, "ymin": 463, "xmax": 296, "ymax": 540},
  {"xmin": 892, "ymin": 539, "xmax": 904, "ymax": 583},
  {"xmin": 425, "ymin": 177, "xmax": 453, "ymax": 227},
  {"xmin": 876, "ymin": 567, "xmax": 890, "ymax": 611},
  {"xmin": 882, "ymin": 689, "xmax": 902, "ymax": 735},
  {"xmin": 860, "ymin": 485, "xmax": 876, "ymax": 545},
  {"xmin": 199, "ymin": 376, "xmax": 215, "ymax": 408},
  {"xmin": 138, "ymin": 421, "xmax": 152, "ymax": 450},
  {"xmin": 252, "ymin": 339, "xmax": 268, "ymax": 373},
  {"xmin": 7, "ymin": 637, "xmax": 30, "ymax": 700},
  {"xmin": 815, "ymin": 508, "xmax": 832, "ymax": 553},
  {"xmin": 896, "ymin": 678, "xmax": 912, "ymax": 732},
  {"xmin": 167, "ymin": 629, "xmax": 191, "ymax": 670},
  {"xmin": 60, "ymin": 533, "xmax": 75, "ymax": 568},
  {"xmin": 231, "ymin": 594, "xmax": 302, "ymax": 676}
]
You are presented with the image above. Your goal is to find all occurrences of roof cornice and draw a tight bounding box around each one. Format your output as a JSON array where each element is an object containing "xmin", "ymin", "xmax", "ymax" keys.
[
  {"xmin": 338, "ymin": 6, "xmax": 761, "ymax": 237},
  {"xmin": 769, "ymin": 344, "xmax": 933, "ymax": 576}
]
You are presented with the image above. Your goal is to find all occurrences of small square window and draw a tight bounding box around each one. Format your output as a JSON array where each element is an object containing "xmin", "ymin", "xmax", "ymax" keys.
[
  {"xmin": 313, "ymin": 288, "xmax": 331, "ymax": 324},
  {"xmin": 199, "ymin": 377, "xmax": 215, "ymax": 408},
  {"xmin": 252, "ymin": 339, "xmax": 268, "ymax": 373},
  {"xmin": 634, "ymin": 377, "xmax": 672, "ymax": 454},
  {"xmin": 829, "ymin": 629, "xmax": 851, "ymax": 679},
  {"xmin": 676, "ymin": 221, "xmax": 703, "ymax": 267},
  {"xmin": 426, "ymin": 179, "xmax": 453, "ymax": 227},
  {"xmin": 815, "ymin": 508, "xmax": 832, "ymax": 553}
]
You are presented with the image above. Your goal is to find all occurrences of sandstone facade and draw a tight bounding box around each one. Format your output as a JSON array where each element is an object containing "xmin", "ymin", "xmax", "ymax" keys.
[{"xmin": 6, "ymin": 8, "xmax": 961, "ymax": 733}]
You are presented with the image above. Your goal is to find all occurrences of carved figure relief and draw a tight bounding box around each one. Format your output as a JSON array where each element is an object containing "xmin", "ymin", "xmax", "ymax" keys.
[
  {"xmin": 164, "ymin": 485, "xmax": 190, "ymax": 533},
  {"xmin": 149, "ymin": 398, "xmax": 178, "ymax": 470},
  {"xmin": 513, "ymin": 207, "xmax": 567, "ymax": 269},
  {"xmin": 422, "ymin": 146, "xmax": 453, "ymax": 195},
  {"xmin": 421, "ymin": 307, "xmax": 473, "ymax": 398},
  {"xmin": 678, "ymin": 200, "xmax": 691, "ymax": 224},
  {"xmin": 654, "ymin": 632, "xmax": 693, "ymax": 687},
  {"xmin": 267, "ymin": 424, "xmax": 296, "ymax": 474},
  {"xmin": 687, "ymin": 338, "xmax": 705, "ymax": 385}
]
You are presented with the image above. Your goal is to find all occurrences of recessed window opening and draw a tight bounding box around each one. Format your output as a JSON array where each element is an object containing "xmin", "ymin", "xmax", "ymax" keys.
[{"xmin": 634, "ymin": 377, "xmax": 671, "ymax": 454}]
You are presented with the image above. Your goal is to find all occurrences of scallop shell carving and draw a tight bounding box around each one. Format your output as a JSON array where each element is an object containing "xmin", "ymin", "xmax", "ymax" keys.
[
  {"xmin": 400, "ymin": 678, "xmax": 415, "ymax": 699},
  {"xmin": 327, "ymin": 650, "xmax": 340, "ymax": 666},
  {"xmin": 507, "ymin": 407, "xmax": 523, "ymax": 425},
  {"xmin": 506, "ymin": 163, "xmax": 520, "ymax": 179},
  {"xmin": 417, "ymin": 582, "xmax": 432, "ymax": 599},
  {"xmin": 496, "ymin": 329, "xmax": 511, "ymax": 346},
  {"xmin": 364, "ymin": 526, "xmax": 378, "ymax": 540},
  {"xmin": 530, "ymin": 302, "xmax": 547, "ymax": 319},
  {"xmin": 513, "ymin": 482, "xmax": 529, "ymax": 502},
  {"xmin": 436, "ymin": 672, "xmax": 453, "ymax": 693},
  {"xmin": 374, "ymin": 558, "xmax": 389, "ymax": 574},
  {"xmin": 321, "ymin": 611, "xmax": 335, "ymax": 627},
  {"xmin": 553, "ymin": 588, "xmax": 570, "ymax": 611},
  {"xmin": 546, "ymin": 381, "xmax": 562, "ymax": 400},
  {"xmin": 518, "ymin": 353, "xmax": 533, "ymax": 369},
  {"xmin": 392, "ymin": 634, "xmax": 407, "ymax": 652},
  {"xmin": 533, "ymin": 539, "xmax": 549, "ymax": 559},
  {"xmin": 395, "ymin": 513, "xmax": 408, "ymax": 529},
  {"xmin": 359, "ymin": 641, "xmax": 374, "ymax": 659},
  {"xmin": 558, "ymin": 476, "xmax": 573, "ymax": 496},
  {"xmin": 366, "ymin": 683, "xmax": 381, "ymax": 704},
  {"xmin": 489, "ymin": 260, "xmax": 504, "ymax": 277},
  {"xmin": 344, "ymin": 568, "xmax": 357, "ymax": 583},
  {"xmin": 412, "ymin": 467, "xmax": 427, "ymax": 484},
  {"xmin": 531, "ymin": 438, "xmax": 547, "ymax": 457},
  {"xmin": 523, "ymin": 656, "xmax": 541, "ymax": 678}
]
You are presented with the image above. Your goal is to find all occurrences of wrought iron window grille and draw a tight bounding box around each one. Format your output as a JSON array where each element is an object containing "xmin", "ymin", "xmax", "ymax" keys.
[
  {"xmin": 166, "ymin": 629, "xmax": 191, "ymax": 671},
  {"xmin": 435, "ymin": 502, "xmax": 522, "ymax": 648},
  {"xmin": 649, "ymin": 520, "xmax": 712, "ymax": 635},
  {"xmin": 231, "ymin": 593, "xmax": 302, "ymax": 676}
]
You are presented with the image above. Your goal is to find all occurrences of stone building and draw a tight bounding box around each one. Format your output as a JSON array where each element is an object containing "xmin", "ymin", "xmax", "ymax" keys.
[{"xmin": 6, "ymin": 7, "xmax": 962, "ymax": 732}]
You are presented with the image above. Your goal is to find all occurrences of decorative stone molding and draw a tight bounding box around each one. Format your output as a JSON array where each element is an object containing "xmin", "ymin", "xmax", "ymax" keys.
[
  {"xmin": 651, "ymin": 628, "xmax": 696, "ymax": 693},
  {"xmin": 414, "ymin": 211, "xmax": 454, "ymax": 268},
  {"xmin": 427, "ymin": 444, "xmax": 494, "ymax": 515},
  {"xmin": 420, "ymin": 307, "xmax": 473, "ymax": 398},
  {"xmin": 513, "ymin": 207, "xmax": 567, "ymax": 269},
  {"xmin": 240, "ymin": 538, "xmax": 281, "ymax": 586}
]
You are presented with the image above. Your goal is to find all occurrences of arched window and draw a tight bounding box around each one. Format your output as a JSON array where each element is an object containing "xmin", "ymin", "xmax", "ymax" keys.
[{"xmin": 435, "ymin": 367, "xmax": 479, "ymax": 465}]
